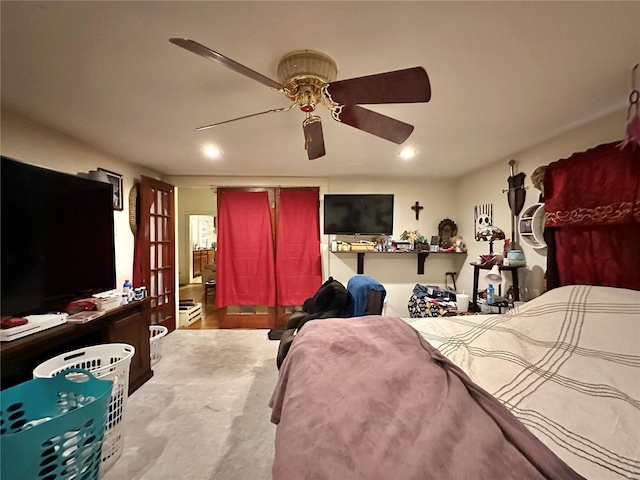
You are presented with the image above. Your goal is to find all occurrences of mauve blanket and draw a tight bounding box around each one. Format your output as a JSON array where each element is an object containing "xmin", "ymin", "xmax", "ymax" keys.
[{"xmin": 269, "ymin": 315, "xmax": 583, "ymax": 480}]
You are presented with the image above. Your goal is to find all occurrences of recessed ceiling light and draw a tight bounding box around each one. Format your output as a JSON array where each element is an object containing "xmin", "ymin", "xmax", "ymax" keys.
[
  {"xmin": 202, "ymin": 146, "xmax": 223, "ymax": 159},
  {"xmin": 397, "ymin": 148, "xmax": 418, "ymax": 159}
]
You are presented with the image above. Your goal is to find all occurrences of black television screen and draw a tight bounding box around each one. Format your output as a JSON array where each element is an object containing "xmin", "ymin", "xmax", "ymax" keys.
[
  {"xmin": 1, "ymin": 156, "xmax": 116, "ymax": 317},
  {"xmin": 324, "ymin": 194, "xmax": 394, "ymax": 235}
]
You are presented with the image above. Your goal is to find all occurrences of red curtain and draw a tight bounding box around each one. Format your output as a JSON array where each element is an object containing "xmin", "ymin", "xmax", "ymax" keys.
[
  {"xmin": 550, "ymin": 224, "xmax": 640, "ymax": 289},
  {"xmin": 545, "ymin": 142, "xmax": 640, "ymax": 289},
  {"xmin": 216, "ymin": 190, "xmax": 276, "ymax": 307},
  {"xmin": 275, "ymin": 188, "xmax": 322, "ymax": 305}
]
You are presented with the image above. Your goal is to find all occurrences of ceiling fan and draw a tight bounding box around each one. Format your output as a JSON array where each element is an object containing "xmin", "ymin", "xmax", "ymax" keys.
[{"xmin": 169, "ymin": 38, "xmax": 431, "ymax": 160}]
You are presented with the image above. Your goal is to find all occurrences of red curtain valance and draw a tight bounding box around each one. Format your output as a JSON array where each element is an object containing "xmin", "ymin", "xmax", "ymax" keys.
[{"xmin": 544, "ymin": 142, "xmax": 640, "ymax": 228}]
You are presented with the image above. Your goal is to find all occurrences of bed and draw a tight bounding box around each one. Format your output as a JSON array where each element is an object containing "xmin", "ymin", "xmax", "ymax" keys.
[{"xmin": 269, "ymin": 285, "xmax": 640, "ymax": 479}]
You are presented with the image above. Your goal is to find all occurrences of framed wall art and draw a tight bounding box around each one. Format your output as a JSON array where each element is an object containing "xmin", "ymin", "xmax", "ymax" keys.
[
  {"xmin": 474, "ymin": 203, "xmax": 493, "ymax": 237},
  {"xmin": 98, "ymin": 168, "xmax": 123, "ymax": 211},
  {"xmin": 437, "ymin": 219, "xmax": 458, "ymax": 248}
]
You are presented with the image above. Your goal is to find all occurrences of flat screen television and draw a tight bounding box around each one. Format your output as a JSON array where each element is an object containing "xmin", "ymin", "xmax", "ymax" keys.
[
  {"xmin": 324, "ymin": 194, "xmax": 394, "ymax": 235},
  {"xmin": 1, "ymin": 156, "xmax": 116, "ymax": 317}
]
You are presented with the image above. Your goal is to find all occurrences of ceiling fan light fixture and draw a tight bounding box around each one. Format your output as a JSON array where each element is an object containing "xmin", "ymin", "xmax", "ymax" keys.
[
  {"xmin": 171, "ymin": 38, "xmax": 431, "ymax": 161},
  {"xmin": 202, "ymin": 146, "xmax": 223, "ymax": 159},
  {"xmin": 277, "ymin": 50, "xmax": 338, "ymax": 86},
  {"xmin": 398, "ymin": 148, "xmax": 418, "ymax": 159}
]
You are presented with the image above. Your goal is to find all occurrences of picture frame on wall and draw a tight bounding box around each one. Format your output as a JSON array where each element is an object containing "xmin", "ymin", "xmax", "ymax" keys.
[
  {"xmin": 430, "ymin": 236, "xmax": 440, "ymax": 252},
  {"xmin": 98, "ymin": 168, "xmax": 123, "ymax": 211}
]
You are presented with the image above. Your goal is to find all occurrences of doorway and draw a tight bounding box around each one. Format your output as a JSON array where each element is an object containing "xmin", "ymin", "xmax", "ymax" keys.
[
  {"xmin": 188, "ymin": 214, "xmax": 216, "ymax": 283},
  {"xmin": 136, "ymin": 175, "xmax": 176, "ymax": 332}
]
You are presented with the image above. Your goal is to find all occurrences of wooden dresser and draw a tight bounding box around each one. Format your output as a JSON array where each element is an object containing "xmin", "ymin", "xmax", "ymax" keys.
[{"xmin": 0, "ymin": 298, "xmax": 153, "ymax": 394}]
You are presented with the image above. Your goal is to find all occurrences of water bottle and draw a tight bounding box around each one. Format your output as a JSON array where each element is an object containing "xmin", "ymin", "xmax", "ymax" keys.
[
  {"xmin": 487, "ymin": 284, "xmax": 494, "ymax": 305},
  {"xmin": 123, "ymin": 279, "xmax": 132, "ymax": 305}
]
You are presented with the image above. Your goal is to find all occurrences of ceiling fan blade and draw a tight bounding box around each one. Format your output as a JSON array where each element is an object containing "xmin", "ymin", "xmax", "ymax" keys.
[
  {"xmin": 169, "ymin": 38, "xmax": 285, "ymax": 92},
  {"xmin": 303, "ymin": 116, "xmax": 326, "ymax": 160},
  {"xmin": 336, "ymin": 105, "xmax": 414, "ymax": 144},
  {"xmin": 196, "ymin": 105, "xmax": 295, "ymax": 131},
  {"xmin": 326, "ymin": 67, "xmax": 430, "ymax": 105}
]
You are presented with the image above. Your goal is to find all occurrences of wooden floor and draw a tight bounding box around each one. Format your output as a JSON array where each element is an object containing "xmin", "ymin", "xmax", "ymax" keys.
[
  {"xmin": 178, "ymin": 283, "xmax": 280, "ymax": 329},
  {"xmin": 178, "ymin": 283, "xmax": 222, "ymax": 329}
]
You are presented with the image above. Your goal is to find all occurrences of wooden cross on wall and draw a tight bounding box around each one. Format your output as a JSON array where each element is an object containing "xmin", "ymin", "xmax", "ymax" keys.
[{"xmin": 411, "ymin": 201, "xmax": 424, "ymax": 220}]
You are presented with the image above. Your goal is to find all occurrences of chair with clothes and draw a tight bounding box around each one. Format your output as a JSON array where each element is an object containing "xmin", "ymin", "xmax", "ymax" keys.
[
  {"xmin": 276, "ymin": 275, "xmax": 386, "ymax": 369},
  {"xmin": 202, "ymin": 263, "xmax": 216, "ymax": 304},
  {"xmin": 345, "ymin": 275, "xmax": 386, "ymax": 317}
]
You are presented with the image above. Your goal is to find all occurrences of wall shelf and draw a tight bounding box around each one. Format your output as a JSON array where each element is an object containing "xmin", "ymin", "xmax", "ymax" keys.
[
  {"xmin": 519, "ymin": 203, "xmax": 546, "ymax": 249},
  {"xmin": 331, "ymin": 250, "xmax": 467, "ymax": 275}
]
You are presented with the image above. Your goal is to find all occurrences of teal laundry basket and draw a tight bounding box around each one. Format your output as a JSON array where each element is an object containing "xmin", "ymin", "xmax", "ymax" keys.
[{"xmin": 0, "ymin": 369, "xmax": 112, "ymax": 480}]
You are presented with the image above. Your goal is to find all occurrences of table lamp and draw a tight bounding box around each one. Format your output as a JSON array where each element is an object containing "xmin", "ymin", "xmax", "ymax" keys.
[
  {"xmin": 485, "ymin": 264, "xmax": 502, "ymax": 284},
  {"xmin": 476, "ymin": 225, "xmax": 505, "ymax": 254}
]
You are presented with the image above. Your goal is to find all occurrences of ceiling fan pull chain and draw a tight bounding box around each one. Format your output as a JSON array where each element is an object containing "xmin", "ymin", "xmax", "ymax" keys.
[{"xmin": 195, "ymin": 104, "xmax": 296, "ymax": 131}]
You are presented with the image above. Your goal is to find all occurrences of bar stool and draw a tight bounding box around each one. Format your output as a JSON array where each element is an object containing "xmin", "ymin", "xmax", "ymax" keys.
[{"xmin": 205, "ymin": 281, "xmax": 216, "ymax": 304}]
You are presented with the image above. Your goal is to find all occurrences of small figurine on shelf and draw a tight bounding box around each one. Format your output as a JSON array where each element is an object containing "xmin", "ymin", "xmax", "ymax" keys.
[
  {"xmin": 374, "ymin": 236, "xmax": 387, "ymax": 251},
  {"xmin": 400, "ymin": 230, "xmax": 426, "ymax": 250},
  {"xmin": 451, "ymin": 235, "xmax": 467, "ymax": 253}
]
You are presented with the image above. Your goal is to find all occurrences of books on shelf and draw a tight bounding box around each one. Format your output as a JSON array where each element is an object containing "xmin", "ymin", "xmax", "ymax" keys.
[{"xmin": 350, "ymin": 244, "xmax": 375, "ymax": 251}]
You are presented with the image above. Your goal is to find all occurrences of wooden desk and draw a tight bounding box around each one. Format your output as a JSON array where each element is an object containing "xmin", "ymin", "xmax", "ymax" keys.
[
  {"xmin": 470, "ymin": 263, "xmax": 522, "ymax": 312},
  {"xmin": 1, "ymin": 299, "xmax": 153, "ymax": 393}
]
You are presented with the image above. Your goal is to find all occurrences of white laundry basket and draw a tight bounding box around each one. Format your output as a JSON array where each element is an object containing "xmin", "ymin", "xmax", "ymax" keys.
[
  {"xmin": 33, "ymin": 343, "xmax": 135, "ymax": 476},
  {"xmin": 149, "ymin": 324, "xmax": 169, "ymax": 366}
]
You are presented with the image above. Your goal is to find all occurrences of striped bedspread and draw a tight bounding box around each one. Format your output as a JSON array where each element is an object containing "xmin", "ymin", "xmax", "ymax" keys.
[{"xmin": 404, "ymin": 285, "xmax": 640, "ymax": 479}]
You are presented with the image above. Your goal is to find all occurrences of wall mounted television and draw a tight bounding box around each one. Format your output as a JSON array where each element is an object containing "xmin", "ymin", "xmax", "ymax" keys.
[
  {"xmin": 1, "ymin": 156, "xmax": 116, "ymax": 317},
  {"xmin": 324, "ymin": 194, "xmax": 394, "ymax": 235}
]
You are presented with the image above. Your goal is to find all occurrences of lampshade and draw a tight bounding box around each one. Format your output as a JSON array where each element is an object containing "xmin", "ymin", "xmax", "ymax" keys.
[
  {"xmin": 476, "ymin": 225, "xmax": 506, "ymax": 242},
  {"xmin": 277, "ymin": 50, "xmax": 338, "ymax": 85},
  {"xmin": 485, "ymin": 264, "xmax": 502, "ymax": 284},
  {"xmin": 476, "ymin": 225, "xmax": 506, "ymax": 254}
]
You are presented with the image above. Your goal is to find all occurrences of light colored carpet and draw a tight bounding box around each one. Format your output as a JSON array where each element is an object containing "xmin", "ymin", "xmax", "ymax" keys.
[{"xmin": 102, "ymin": 329, "xmax": 279, "ymax": 480}]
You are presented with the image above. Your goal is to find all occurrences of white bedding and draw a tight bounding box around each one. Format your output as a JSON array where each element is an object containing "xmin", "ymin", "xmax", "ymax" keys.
[{"xmin": 403, "ymin": 285, "xmax": 640, "ymax": 480}]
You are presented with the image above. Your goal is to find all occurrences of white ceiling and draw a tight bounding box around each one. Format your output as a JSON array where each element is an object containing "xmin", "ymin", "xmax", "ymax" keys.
[{"xmin": 1, "ymin": 1, "xmax": 638, "ymax": 179}]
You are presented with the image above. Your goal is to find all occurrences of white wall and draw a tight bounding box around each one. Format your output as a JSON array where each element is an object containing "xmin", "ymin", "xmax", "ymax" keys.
[
  {"xmin": 170, "ymin": 178, "xmax": 331, "ymax": 288},
  {"xmin": 454, "ymin": 109, "xmax": 626, "ymax": 299},
  {"xmin": 311, "ymin": 105, "xmax": 624, "ymax": 313},
  {"xmin": 326, "ymin": 176, "xmax": 459, "ymax": 317},
  {"xmin": 316, "ymin": 109, "xmax": 627, "ymax": 314},
  {"xmin": 4, "ymin": 106, "xmax": 625, "ymax": 318},
  {"xmin": 172, "ymin": 175, "xmax": 460, "ymax": 317},
  {"xmin": 1, "ymin": 109, "xmax": 163, "ymax": 291}
]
